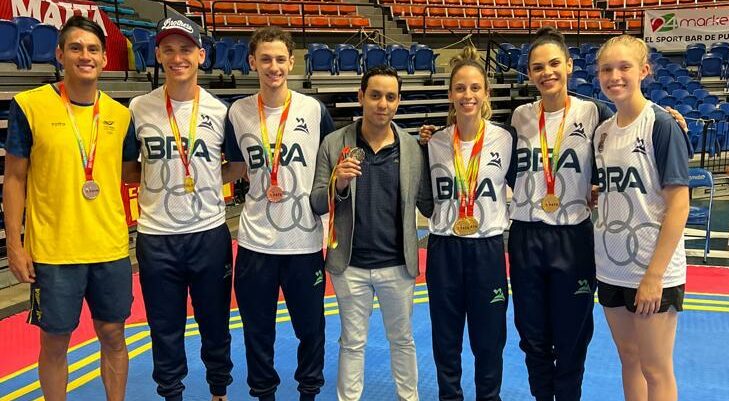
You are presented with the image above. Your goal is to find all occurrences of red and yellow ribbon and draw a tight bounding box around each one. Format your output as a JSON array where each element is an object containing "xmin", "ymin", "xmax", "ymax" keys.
[{"xmin": 452, "ymin": 120, "xmax": 486, "ymax": 220}]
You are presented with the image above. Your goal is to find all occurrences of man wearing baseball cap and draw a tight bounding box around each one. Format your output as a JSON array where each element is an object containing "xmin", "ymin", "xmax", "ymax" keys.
[{"xmin": 122, "ymin": 16, "xmax": 245, "ymax": 401}]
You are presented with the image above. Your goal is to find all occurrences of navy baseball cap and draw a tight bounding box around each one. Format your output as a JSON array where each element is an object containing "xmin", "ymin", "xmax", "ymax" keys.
[{"xmin": 156, "ymin": 17, "xmax": 202, "ymax": 48}]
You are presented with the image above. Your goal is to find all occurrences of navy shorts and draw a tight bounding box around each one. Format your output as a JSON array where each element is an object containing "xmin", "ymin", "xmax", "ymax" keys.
[
  {"xmin": 28, "ymin": 257, "xmax": 133, "ymax": 334},
  {"xmin": 598, "ymin": 280, "xmax": 684, "ymax": 313}
]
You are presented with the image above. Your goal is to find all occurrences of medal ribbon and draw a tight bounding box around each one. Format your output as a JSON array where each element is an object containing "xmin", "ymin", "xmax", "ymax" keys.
[
  {"xmin": 258, "ymin": 91, "xmax": 293, "ymax": 187},
  {"xmin": 59, "ymin": 82, "xmax": 100, "ymax": 182},
  {"xmin": 538, "ymin": 97, "xmax": 571, "ymax": 195},
  {"xmin": 452, "ymin": 120, "xmax": 485, "ymax": 219},
  {"xmin": 165, "ymin": 86, "xmax": 200, "ymax": 184},
  {"xmin": 326, "ymin": 146, "xmax": 351, "ymax": 249}
]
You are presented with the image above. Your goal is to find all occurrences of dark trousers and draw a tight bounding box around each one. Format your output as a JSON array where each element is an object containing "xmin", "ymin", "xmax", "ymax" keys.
[
  {"xmin": 426, "ymin": 234, "xmax": 508, "ymax": 401},
  {"xmin": 508, "ymin": 219, "xmax": 596, "ymax": 401},
  {"xmin": 137, "ymin": 224, "xmax": 234, "ymax": 401},
  {"xmin": 234, "ymin": 246, "xmax": 326, "ymax": 400}
]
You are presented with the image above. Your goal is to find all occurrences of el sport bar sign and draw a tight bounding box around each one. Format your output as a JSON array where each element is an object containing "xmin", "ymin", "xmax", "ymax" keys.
[{"xmin": 643, "ymin": 7, "xmax": 729, "ymax": 51}]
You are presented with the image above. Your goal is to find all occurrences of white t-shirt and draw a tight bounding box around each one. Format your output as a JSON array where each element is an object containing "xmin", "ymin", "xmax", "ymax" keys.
[
  {"xmin": 594, "ymin": 102, "xmax": 689, "ymax": 288},
  {"xmin": 126, "ymin": 86, "xmax": 231, "ymax": 235},
  {"xmin": 226, "ymin": 91, "xmax": 334, "ymax": 254},
  {"xmin": 509, "ymin": 96, "xmax": 613, "ymax": 225},
  {"xmin": 427, "ymin": 120, "xmax": 516, "ymax": 238}
]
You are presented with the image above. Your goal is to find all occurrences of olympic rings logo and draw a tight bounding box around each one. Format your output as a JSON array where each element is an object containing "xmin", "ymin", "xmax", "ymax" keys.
[
  {"xmin": 239, "ymin": 133, "xmax": 319, "ymax": 233},
  {"xmin": 138, "ymin": 123, "xmax": 225, "ymax": 225}
]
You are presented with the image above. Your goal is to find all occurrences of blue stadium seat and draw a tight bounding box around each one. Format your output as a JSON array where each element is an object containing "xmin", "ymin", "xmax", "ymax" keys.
[
  {"xmin": 412, "ymin": 46, "xmax": 437, "ymax": 74},
  {"xmin": 363, "ymin": 43, "xmax": 387, "ymax": 71},
  {"xmin": 654, "ymin": 68, "xmax": 672, "ymax": 79},
  {"xmin": 571, "ymin": 69, "xmax": 589, "ymax": 81},
  {"xmin": 676, "ymin": 75, "xmax": 693, "ymax": 86},
  {"xmin": 672, "ymin": 68, "xmax": 690, "ymax": 78},
  {"xmin": 387, "ymin": 44, "xmax": 411, "ymax": 73},
  {"xmin": 592, "ymin": 77, "xmax": 601, "ymax": 95},
  {"xmin": 230, "ymin": 42, "xmax": 249, "ymax": 74},
  {"xmin": 131, "ymin": 28, "xmax": 153, "ymax": 71},
  {"xmin": 575, "ymin": 82, "xmax": 594, "ymax": 97},
  {"xmin": 684, "ymin": 45, "xmax": 705, "ymax": 67},
  {"xmin": 212, "ymin": 40, "xmax": 232, "ymax": 74},
  {"xmin": 650, "ymin": 89, "xmax": 669, "ymax": 102},
  {"xmin": 200, "ymin": 35, "xmax": 214, "ymax": 72},
  {"xmin": 572, "ymin": 57, "xmax": 586, "ymax": 70},
  {"xmin": 27, "ymin": 24, "xmax": 59, "ymax": 68},
  {"xmin": 679, "ymin": 95, "xmax": 698, "ymax": 108},
  {"xmin": 0, "ymin": 20, "xmax": 25, "ymax": 69},
  {"xmin": 675, "ymin": 103, "xmax": 693, "ymax": 116},
  {"xmin": 693, "ymin": 88, "xmax": 709, "ymax": 100},
  {"xmin": 698, "ymin": 103, "xmax": 717, "ymax": 117},
  {"xmin": 655, "ymin": 57, "xmax": 671, "ymax": 67},
  {"xmin": 658, "ymin": 95, "xmax": 677, "ymax": 108},
  {"xmin": 307, "ymin": 45, "xmax": 335, "ymax": 75},
  {"xmin": 12, "ymin": 16, "xmax": 39, "ymax": 39},
  {"xmin": 657, "ymin": 75, "xmax": 674, "ymax": 86},
  {"xmin": 646, "ymin": 82, "xmax": 663, "ymax": 95},
  {"xmin": 698, "ymin": 53, "xmax": 724, "ymax": 78},
  {"xmin": 672, "ymin": 89, "xmax": 690, "ymax": 100},
  {"xmin": 598, "ymin": 92, "xmax": 615, "ymax": 112},
  {"xmin": 665, "ymin": 81, "xmax": 683, "ymax": 93},
  {"xmin": 568, "ymin": 47, "xmax": 581, "ymax": 58},
  {"xmin": 718, "ymin": 102, "xmax": 729, "ymax": 114},
  {"xmin": 687, "ymin": 168, "xmax": 714, "ymax": 262},
  {"xmin": 702, "ymin": 95, "xmax": 719, "ymax": 105},
  {"xmin": 335, "ymin": 44, "xmax": 360, "ymax": 74},
  {"xmin": 686, "ymin": 80, "xmax": 702, "ymax": 93},
  {"xmin": 709, "ymin": 44, "xmax": 729, "ymax": 64},
  {"xmin": 584, "ymin": 53, "xmax": 596, "ymax": 65},
  {"xmin": 517, "ymin": 53, "xmax": 528, "ymax": 83}
]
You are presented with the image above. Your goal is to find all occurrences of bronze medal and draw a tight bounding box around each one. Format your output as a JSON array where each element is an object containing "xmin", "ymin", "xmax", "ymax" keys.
[
  {"xmin": 266, "ymin": 185, "xmax": 284, "ymax": 203},
  {"xmin": 82, "ymin": 180, "xmax": 100, "ymax": 200},
  {"xmin": 541, "ymin": 194, "xmax": 561, "ymax": 213},
  {"xmin": 452, "ymin": 216, "xmax": 479, "ymax": 236}
]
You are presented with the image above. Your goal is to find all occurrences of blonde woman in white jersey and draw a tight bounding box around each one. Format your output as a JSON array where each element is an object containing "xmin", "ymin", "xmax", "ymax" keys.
[
  {"xmin": 424, "ymin": 46, "xmax": 517, "ymax": 401},
  {"xmin": 594, "ymin": 35, "xmax": 689, "ymax": 401}
]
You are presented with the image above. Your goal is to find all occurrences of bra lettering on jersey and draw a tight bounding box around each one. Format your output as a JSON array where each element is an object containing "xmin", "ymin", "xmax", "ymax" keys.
[
  {"xmin": 247, "ymin": 143, "xmax": 307, "ymax": 169},
  {"xmin": 144, "ymin": 137, "xmax": 211, "ymax": 162},
  {"xmin": 516, "ymin": 148, "xmax": 581, "ymax": 174},
  {"xmin": 434, "ymin": 177, "xmax": 497, "ymax": 202},
  {"xmin": 597, "ymin": 166, "xmax": 647, "ymax": 194}
]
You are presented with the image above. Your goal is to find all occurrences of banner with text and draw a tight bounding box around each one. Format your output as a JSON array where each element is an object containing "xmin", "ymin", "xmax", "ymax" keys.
[
  {"xmin": 643, "ymin": 7, "xmax": 729, "ymax": 51},
  {"xmin": 0, "ymin": 0, "xmax": 130, "ymax": 70}
]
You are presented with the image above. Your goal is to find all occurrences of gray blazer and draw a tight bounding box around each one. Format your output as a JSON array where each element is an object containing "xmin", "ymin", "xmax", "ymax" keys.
[{"xmin": 310, "ymin": 120, "xmax": 434, "ymax": 278}]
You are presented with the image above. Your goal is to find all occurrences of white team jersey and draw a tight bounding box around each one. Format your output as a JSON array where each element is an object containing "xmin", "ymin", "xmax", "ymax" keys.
[
  {"xmin": 228, "ymin": 91, "xmax": 324, "ymax": 254},
  {"xmin": 428, "ymin": 120, "xmax": 515, "ymax": 238},
  {"xmin": 510, "ymin": 96, "xmax": 605, "ymax": 225},
  {"xmin": 594, "ymin": 102, "xmax": 688, "ymax": 288},
  {"xmin": 130, "ymin": 87, "xmax": 228, "ymax": 235}
]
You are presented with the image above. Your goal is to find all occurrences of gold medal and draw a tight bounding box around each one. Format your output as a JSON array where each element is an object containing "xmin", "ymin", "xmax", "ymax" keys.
[
  {"xmin": 184, "ymin": 176, "xmax": 195, "ymax": 193},
  {"xmin": 348, "ymin": 147, "xmax": 366, "ymax": 162},
  {"xmin": 267, "ymin": 185, "xmax": 284, "ymax": 203},
  {"xmin": 453, "ymin": 216, "xmax": 479, "ymax": 236},
  {"xmin": 541, "ymin": 194, "xmax": 560, "ymax": 213}
]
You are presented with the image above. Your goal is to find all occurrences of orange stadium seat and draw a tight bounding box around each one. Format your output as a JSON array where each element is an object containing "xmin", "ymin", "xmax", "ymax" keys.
[
  {"xmin": 448, "ymin": 7, "xmax": 466, "ymax": 17},
  {"xmin": 320, "ymin": 5, "xmax": 340, "ymax": 14},
  {"xmin": 411, "ymin": 6, "xmax": 427, "ymax": 14},
  {"xmin": 538, "ymin": 0, "xmax": 553, "ymax": 6},
  {"xmin": 329, "ymin": 16, "xmax": 350, "ymax": 27},
  {"xmin": 465, "ymin": 7, "xmax": 479, "ymax": 16},
  {"xmin": 557, "ymin": 19, "xmax": 572, "ymax": 29},
  {"xmin": 290, "ymin": 16, "xmax": 304, "ymax": 26},
  {"xmin": 269, "ymin": 15, "xmax": 290, "ymax": 26},
  {"xmin": 308, "ymin": 16, "xmax": 330, "ymax": 27},
  {"xmin": 559, "ymin": 10, "xmax": 574, "ymax": 18},
  {"xmin": 443, "ymin": 18, "xmax": 460, "ymax": 29},
  {"xmin": 281, "ymin": 4, "xmax": 301, "ymax": 14},
  {"xmin": 495, "ymin": 0, "xmax": 510, "ymax": 5},
  {"xmin": 351, "ymin": 17, "xmax": 370, "ymax": 27},
  {"xmin": 259, "ymin": 4, "xmax": 281, "ymax": 14},
  {"xmin": 531, "ymin": 10, "xmax": 546, "ymax": 18},
  {"xmin": 628, "ymin": 19, "xmax": 642, "ymax": 29},
  {"xmin": 524, "ymin": 0, "xmax": 538, "ymax": 6},
  {"xmin": 446, "ymin": 0, "xmax": 462, "ymax": 5},
  {"xmin": 392, "ymin": 5, "xmax": 407, "ymax": 15},
  {"xmin": 429, "ymin": 7, "xmax": 447, "ymax": 16},
  {"xmin": 552, "ymin": 0, "xmax": 567, "ymax": 6},
  {"xmin": 248, "ymin": 15, "xmax": 269, "ymax": 25},
  {"xmin": 339, "ymin": 5, "xmax": 357, "ymax": 14},
  {"xmin": 545, "ymin": 9, "xmax": 559, "ymax": 17},
  {"xmin": 497, "ymin": 9, "xmax": 513, "ymax": 17},
  {"xmin": 514, "ymin": 9, "xmax": 528, "ymax": 17},
  {"xmin": 225, "ymin": 15, "xmax": 248, "ymax": 25},
  {"xmin": 426, "ymin": 18, "xmax": 443, "ymax": 28},
  {"xmin": 480, "ymin": 9, "xmax": 496, "ymax": 17},
  {"xmin": 460, "ymin": 18, "xmax": 477, "ymax": 28},
  {"xmin": 479, "ymin": 0, "xmax": 497, "ymax": 5}
]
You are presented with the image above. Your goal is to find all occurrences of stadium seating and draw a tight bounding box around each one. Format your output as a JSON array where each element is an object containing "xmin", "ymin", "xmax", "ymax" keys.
[
  {"xmin": 0, "ymin": 20, "xmax": 25, "ymax": 69},
  {"xmin": 305, "ymin": 43, "xmax": 336, "ymax": 75},
  {"xmin": 25, "ymin": 24, "xmax": 59, "ymax": 68},
  {"xmin": 335, "ymin": 44, "xmax": 361, "ymax": 74},
  {"xmin": 363, "ymin": 44, "xmax": 387, "ymax": 71}
]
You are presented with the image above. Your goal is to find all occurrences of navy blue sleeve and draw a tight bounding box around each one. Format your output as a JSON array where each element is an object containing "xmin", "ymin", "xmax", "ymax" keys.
[
  {"xmin": 318, "ymin": 100, "xmax": 335, "ymax": 141},
  {"xmin": 652, "ymin": 109, "xmax": 689, "ymax": 187},
  {"xmin": 122, "ymin": 118, "xmax": 140, "ymax": 162},
  {"xmin": 6, "ymin": 99, "xmax": 33, "ymax": 158},
  {"xmin": 593, "ymin": 99, "xmax": 614, "ymax": 125},
  {"xmin": 222, "ymin": 109, "xmax": 245, "ymax": 162}
]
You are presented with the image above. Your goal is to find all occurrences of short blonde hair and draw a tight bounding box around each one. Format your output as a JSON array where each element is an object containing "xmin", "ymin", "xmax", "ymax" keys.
[
  {"xmin": 447, "ymin": 46, "xmax": 492, "ymax": 125},
  {"xmin": 596, "ymin": 35, "xmax": 650, "ymax": 69}
]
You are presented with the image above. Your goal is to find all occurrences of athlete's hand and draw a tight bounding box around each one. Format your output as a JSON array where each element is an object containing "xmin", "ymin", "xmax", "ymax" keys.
[
  {"xmin": 590, "ymin": 185, "xmax": 599, "ymax": 208},
  {"xmin": 665, "ymin": 106, "xmax": 688, "ymax": 134},
  {"xmin": 335, "ymin": 157, "xmax": 361, "ymax": 193},
  {"xmin": 419, "ymin": 125, "xmax": 437, "ymax": 145},
  {"xmin": 8, "ymin": 245, "xmax": 35, "ymax": 283},
  {"xmin": 635, "ymin": 273, "xmax": 662, "ymax": 316}
]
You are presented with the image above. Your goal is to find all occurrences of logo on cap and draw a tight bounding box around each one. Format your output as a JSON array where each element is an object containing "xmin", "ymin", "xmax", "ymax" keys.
[{"xmin": 162, "ymin": 18, "xmax": 194, "ymax": 34}]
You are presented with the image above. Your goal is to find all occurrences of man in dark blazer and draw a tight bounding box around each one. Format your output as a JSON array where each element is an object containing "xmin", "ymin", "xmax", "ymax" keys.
[{"xmin": 311, "ymin": 65, "xmax": 433, "ymax": 401}]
